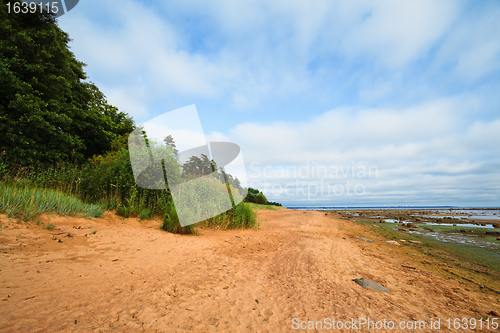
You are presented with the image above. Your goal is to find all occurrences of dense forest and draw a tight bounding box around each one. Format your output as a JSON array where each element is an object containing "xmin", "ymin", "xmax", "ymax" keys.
[{"xmin": 0, "ymin": 2, "xmax": 280, "ymax": 234}]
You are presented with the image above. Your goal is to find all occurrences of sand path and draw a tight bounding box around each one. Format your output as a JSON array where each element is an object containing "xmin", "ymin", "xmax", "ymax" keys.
[{"xmin": 0, "ymin": 209, "xmax": 498, "ymax": 332}]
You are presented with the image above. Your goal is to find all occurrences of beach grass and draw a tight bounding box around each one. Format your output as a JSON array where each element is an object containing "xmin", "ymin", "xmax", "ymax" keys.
[
  {"xmin": 0, "ymin": 183, "xmax": 105, "ymax": 221},
  {"xmin": 201, "ymin": 202, "xmax": 258, "ymax": 230},
  {"xmin": 43, "ymin": 222, "xmax": 56, "ymax": 230},
  {"xmin": 161, "ymin": 201, "xmax": 258, "ymax": 235},
  {"xmin": 351, "ymin": 219, "xmax": 500, "ymax": 292},
  {"xmin": 247, "ymin": 203, "xmax": 278, "ymax": 210}
]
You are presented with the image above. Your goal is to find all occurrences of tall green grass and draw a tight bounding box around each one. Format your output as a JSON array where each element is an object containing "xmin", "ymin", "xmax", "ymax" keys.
[
  {"xmin": 161, "ymin": 202, "xmax": 257, "ymax": 235},
  {"xmin": 0, "ymin": 183, "xmax": 104, "ymax": 221},
  {"xmin": 2, "ymin": 148, "xmax": 174, "ymax": 218},
  {"xmin": 1, "ymin": 142, "xmax": 257, "ymax": 234},
  {"xmin": 160, "ymin": 177, "xmax": 258, "ymax": 235},
  {"xmin": 247, "ymin": 202, "xmax": 278, "ymax": 210},
  {"xmin": 200, "ymin": 202, "xmax": 258, "ymax": 229},
  {"xmin": 161, "ymin": 200, "xmax": 197, "ymax": 234}
]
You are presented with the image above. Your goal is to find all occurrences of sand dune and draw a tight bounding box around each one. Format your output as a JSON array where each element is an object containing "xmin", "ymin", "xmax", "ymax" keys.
[{"xmin": 0, "ymin": 209, "xmax": 498, "ymax": 332}]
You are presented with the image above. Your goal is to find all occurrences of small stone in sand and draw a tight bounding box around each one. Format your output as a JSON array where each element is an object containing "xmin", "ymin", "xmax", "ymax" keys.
[
  {"xmin": 352, "ymin": 278, "xmax": 390, "ymax": 293},
  {"xmin": 386, "ymin": 240, "xmax": 400, "ymax": 245},
  {"xmin": 358, "ymin": 238, "xmax": 373, "ymax": 243},
  {"xmin": 409, "ymin": 240, "xmax": 422, "ymax": 244}
]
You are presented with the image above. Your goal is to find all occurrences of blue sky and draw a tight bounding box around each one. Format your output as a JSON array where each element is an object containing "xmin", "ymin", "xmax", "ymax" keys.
[{"xmin": 58, "ymin": 0, "xmax": 500, "ymax": 207}]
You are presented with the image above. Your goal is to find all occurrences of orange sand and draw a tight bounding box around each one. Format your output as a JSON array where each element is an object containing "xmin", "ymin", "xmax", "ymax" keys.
[{"xmin": 0, "ymin": 209, "xmax": 499, "ymax": 332}]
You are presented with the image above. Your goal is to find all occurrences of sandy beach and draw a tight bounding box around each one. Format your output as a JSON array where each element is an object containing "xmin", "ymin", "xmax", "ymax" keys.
[{"xmin": 1, "ymin": 209, "xmax": 499, "ymax": 332}]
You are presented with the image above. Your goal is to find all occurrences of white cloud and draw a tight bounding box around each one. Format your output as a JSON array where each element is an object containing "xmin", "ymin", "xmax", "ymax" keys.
[
  {"xmin": 60, "ymin": 0, "xmax": 238, "ymax": 103},
  {"xmin": 232, "ymin": 97, "xmax": 469, "ymax": 164},
  {"xmin": 359, "ymin": 81, "xmax": 393, "ymax": 102},
  {"xmin": 431, "ymin": 3, "xmax": 500, "ymax": 83},
  {"xmin": 339, "ymin": 0, "xmax": 461, "ymax": 68},
  {"xmin": 55, "ymin": 0, "xmax": 500, "ymax": 205},
  {"xmin": 206, "ymin": 131, "xmax": 232, "ymax": 143},
  {"xmin": 105, "ymin": 87, "xmax": 149, "ymax": 121},
  {"xmin": 456, "ymin": 41, "xmax": 500, "ymax": 82},
  {"xmin": 228, "ymin": 98, "xmax": 500, "ymax": 204}
]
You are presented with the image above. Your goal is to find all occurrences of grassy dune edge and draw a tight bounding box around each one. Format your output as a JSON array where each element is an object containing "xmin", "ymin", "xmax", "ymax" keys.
[{"xmin": 0, "ymin": 183, "xmax": 105, "ymax": 221}]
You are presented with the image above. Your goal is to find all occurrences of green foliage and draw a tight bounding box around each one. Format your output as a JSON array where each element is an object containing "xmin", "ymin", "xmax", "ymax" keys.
[
  {"xmin": 43, "ymin": 223, "xmax": 55, "ymax": 230},
  {"xmin": 1, "ymin": 146, "xmax": 177, "ymax": 223},
  {"xmin": 115, "ymin": 204, "xmax": 130, "ymax": 218},
  {"xmin": 0, "ymin": 1, "xmax": 134, "ymax": 166},
  {"xmin": 1, "ymin": 131, "xmax": 257, "ymax": 234},
  {"xmin": 0, "ymin": 182, "xmax": 104, "ymax": 221},
  {"xmin": 255, "ymin": 192, "xmax": 268, "ymax": 205},
  {"xmin": 179, "ymin": 153, "xmax": 243, "ymax": 192},
  {"xmin": 182, "ymin": 154, "xmax": 216, "ymax": 178},
  {"xmin": 161, "ymin": 200, "xmax": 197, "ymax": 235},
  {"xmin": 247, "ymin": 203, "xmax": 277, "ymax": 210},
  {"xmin": 161, "ymin": 200, "xmax": 257, "ymax": 235},
  {"xmin": 227, "ymin": 202, "xmax": 258, "ymax": 229},
  {"xmin": 200, "ymin": 202, "xmax": 258, "ymax": 229},
  {"xmin": 139, "ymin": 208, "xmax": 153, "ymax": 220},
  {"xmin": 163, "ymin": 135, "xmax": 178, "ymax": 156},
  {"xmin": 174, "ymin": 175, "xmax": 233, "ymax": 222},
  {"xmin": 245, "ymin": 187, "xmax": 269, "ymax": 204},
  {"xmin": 244, "ymin": 188, "xmax": 258, "ymax": 203},
  {"xmin": 244, "ymin": 187, "xmax": 282, "ymax": 207}
]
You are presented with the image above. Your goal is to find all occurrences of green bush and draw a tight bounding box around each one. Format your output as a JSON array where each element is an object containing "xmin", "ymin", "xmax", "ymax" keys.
[
  {"xmin": 255, "ymin": 192, "xmax": 268, "ymax": 205},
  {"xmin": 244, "ymin": 187, "xmax": 270, "ymax": 205},
  {"xmin": 201, "ymin": 202, "xmax": 257, "ymax": 230},
  {"xmin": 139, "ymin": 208, "xmax": 154, "ymax": 220},
  {"xmin": 115, "ymin": 205, "xmax": 130, "ymax": 218},
  {"xmin": 161, "ymin": 201, "xmax": 197, "ymax": 235},
  {"xmin": 227, "ymin": 202, "xmax": 258, "ymax": 228}
]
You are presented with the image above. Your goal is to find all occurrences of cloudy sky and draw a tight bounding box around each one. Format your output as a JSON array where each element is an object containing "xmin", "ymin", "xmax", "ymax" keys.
[{"xmin": 58, "ymin": 0, "xmax": 500, "ymax": 207}]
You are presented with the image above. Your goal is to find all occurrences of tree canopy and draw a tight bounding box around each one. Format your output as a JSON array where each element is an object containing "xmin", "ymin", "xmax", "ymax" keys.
[
  {"xmin": 0, "ymin": 1, "xmax": 134, "ymax": 166},
  {"xmin": 244, "ymin": 187, "xmax": 268, "ymax": 205}
]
